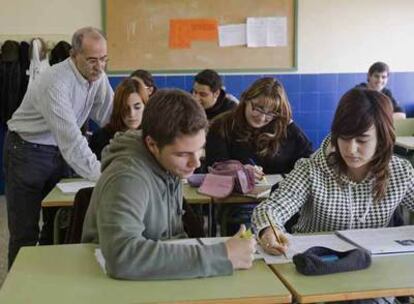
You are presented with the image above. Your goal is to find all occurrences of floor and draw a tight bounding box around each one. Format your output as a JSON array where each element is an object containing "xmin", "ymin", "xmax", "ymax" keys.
[{"xmin": 0, "ymin": 195, "xmax": 8, "ymax": 289}]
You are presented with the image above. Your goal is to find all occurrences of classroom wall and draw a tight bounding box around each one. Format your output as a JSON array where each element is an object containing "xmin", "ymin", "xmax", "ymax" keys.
[
  {"xmin": 1, "ymin": 0, "xmax": 414, "ymax": 192},
  {"xmin": 2, "ymin": 0, "xmax": 414, "ymax": 73}
]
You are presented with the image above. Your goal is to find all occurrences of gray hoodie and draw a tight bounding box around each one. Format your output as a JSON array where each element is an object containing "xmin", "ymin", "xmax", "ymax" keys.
[{"xmin": 82, "ymin": 130, "xmax": 232, "ymax": 280}]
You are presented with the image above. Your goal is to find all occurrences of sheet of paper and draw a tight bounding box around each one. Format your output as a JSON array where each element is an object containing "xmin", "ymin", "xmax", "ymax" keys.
[
  {"xmin": 95, "ymin": 248, "xmax": 106, "ymax": 274},
  {"xmin": 259, "ymin": 234, "xmax": 356, "ymax": 264},
  {"xmin": 247, "ymin": 17, "xmax": 287, "ymax": 47},
  {"xmin": 56, "ymin": 180, "xmax": 96, "ymax": 194},
  {"xmin": 255, "ymin": 174, "xmax": 284, "ymax": 187},
  {"xmin": 336, "ymin": 225, "xmax": 414, "ymax": 255},
  {"xmin": 218, "ymin": 23, "xmax": 246, "ymax": 47},
  {"xmin": 267, "ymin": 17, "xmax": 287, "ymax": 46}
]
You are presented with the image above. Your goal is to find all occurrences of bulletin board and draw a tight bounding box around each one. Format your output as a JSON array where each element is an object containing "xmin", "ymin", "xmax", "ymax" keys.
[{"xmin": 104, "ymin": 0, "xmax": 297, "ymax": 73}]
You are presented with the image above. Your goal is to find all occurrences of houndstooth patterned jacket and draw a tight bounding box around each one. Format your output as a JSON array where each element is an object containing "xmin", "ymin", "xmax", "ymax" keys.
[{"xmin": 252, "ymin": 137, "xmax": 414, "ymax": 234}]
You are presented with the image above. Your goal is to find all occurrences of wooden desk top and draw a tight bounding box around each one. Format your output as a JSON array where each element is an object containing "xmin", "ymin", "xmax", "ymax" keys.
[
  {"xmin": 0, "ymin": 244, "xmax": 291, "ymax": 304},
  {"xmin": 182, "ymin": 183, "xmax": 212, "ymax": 204},
  {"xmin": 396, "ymin": 136, "xmax": 414, "ymax": 150},
  {"xmin": 271, "ymin": 255, "xmax": 414, "ymax": 303},
  {"xmin": 41, "ymin": 179, "xmax": 79, "ymax": 208}
]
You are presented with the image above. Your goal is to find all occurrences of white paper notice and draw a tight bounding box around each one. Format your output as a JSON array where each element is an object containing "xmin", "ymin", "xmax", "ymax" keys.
[
  {"xmin": 247, "ymin": 17, "xmax": 287, "ymax": 47},
  {"xmin": 218, "ymin": 23, "xmax": 247, "ymax": 47}
]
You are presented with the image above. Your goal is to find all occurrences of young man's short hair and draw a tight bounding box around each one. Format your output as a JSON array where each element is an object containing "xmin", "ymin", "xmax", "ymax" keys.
[
  {"xmin": 368, "ymin": 62, "xmax": 389, "ymax": 76},
  {"xmin": 142, "ymin": 89, "xmax": 208, "ymax": 148},
  {"xmin": 194, "ymin": 69, "xmax": 222, "ymax": 93}
]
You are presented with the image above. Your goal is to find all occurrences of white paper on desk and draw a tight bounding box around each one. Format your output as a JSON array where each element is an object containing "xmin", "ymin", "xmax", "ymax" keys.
[
  {"xmin": 255, "ymin": 174, "xmax": 284, "ymax": 187},
  {"xmin": 336, "ymin": 225, "xmax": 414, "ymax": 255},
  {"xmin": 95, "ymin": 248, "xmax": 106, "ymax": 274},
  {"xmin": 57, "ymin": 180, "xmax": 95, "ymax": 194},
  {"xmin": 259, "ymin": 234, "xmax": 356, "ymax": 264},
  {"xmin": 247, "ymin": 17, "xmax": 287, "ymax": 47},
  {"xmin": 218, "ymin": 23, "xmax": 246, "ymax": 47}
]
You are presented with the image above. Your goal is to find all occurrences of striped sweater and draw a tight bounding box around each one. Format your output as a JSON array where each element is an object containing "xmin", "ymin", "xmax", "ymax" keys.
[{"xmin": 8, "ymin": 58, "xmax": 113, "ymax": 180}]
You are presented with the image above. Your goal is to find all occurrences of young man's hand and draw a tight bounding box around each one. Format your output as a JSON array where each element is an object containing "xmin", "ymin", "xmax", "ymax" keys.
[{"xmin": 225, "ymin": 224, "xmax": 256, "ymax": 269}]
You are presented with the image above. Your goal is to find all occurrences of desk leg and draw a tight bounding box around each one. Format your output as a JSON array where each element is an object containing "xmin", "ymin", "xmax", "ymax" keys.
[
  {"xmin": 208, "ymin": 203, "xmax": 212, "ymax": 237},
  {"xmin": 207, "ymin": 203, "xmax": 218, "ymax": 237},
  {"xmin": 53, "ymin": 207, "xmax": 72, "ymax": 244}
]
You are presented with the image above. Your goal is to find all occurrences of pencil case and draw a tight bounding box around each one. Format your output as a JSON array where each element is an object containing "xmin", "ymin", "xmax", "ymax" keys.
[{"xmin": 292, "ymin": 246, "xmax": 371, "ymax": 276}]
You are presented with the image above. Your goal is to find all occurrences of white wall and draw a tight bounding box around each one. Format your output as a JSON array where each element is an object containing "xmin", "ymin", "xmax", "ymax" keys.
[
  {"xmin": 298, "ymin": 0, "xmax": 414, "ymax": 73},
  {"xmin": 1, "ymin": 0, "xmax": 413, "ymax": 73},
  {"xmin": 0, "ymin": 0, "xmax": 101, "ymax": 44}
]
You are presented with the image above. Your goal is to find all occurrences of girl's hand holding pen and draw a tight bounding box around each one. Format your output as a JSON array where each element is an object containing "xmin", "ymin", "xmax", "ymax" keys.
[
  {"xmin": 245, "ymin": 164, "xmax": 265, "ymax": 180},
  {"xmin": 259, "ymin": 226, "xmax": 289, "ymax": 256}
]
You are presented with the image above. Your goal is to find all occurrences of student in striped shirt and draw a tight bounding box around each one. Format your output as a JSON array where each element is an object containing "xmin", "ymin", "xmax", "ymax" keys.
[{"xmin": 4, "ymin": 27, "xmax": 113, "ymax": 268}]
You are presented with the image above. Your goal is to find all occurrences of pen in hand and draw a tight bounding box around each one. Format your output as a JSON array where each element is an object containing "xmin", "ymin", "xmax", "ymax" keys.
[
  {"xmin": 248, "ymin": 158, "xmax": 267, "ymax": 183},
  {"xmin": 265, "ymin": 211, "xmax": 288, "ymax": 259}
]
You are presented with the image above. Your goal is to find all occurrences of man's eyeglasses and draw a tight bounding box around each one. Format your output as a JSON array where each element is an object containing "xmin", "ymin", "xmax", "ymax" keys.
[
  {"xmin": 84, "ymin": 56, "xmax": 109, "ymax": 66},
  {"xmin": 250, "ymin": 102, "xmax": 278, "ymax": 121}
]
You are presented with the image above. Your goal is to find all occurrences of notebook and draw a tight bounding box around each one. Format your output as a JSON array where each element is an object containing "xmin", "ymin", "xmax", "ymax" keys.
[{"xmin": 336, "ymin": 225, "xmax": 414, "ymax": 255}]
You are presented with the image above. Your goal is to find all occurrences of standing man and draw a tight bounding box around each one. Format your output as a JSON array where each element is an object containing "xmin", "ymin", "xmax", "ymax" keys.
[
  {"xmin": 192, "ymin": 69, "xmax": 237, "ymax": 120},
  {"xmin": 4, "ymin": 27, "xmax": 113, "ymax": 267},
  {"xmin": 82, "ymin": 89, "xmax": 256, "ymax": 280}
]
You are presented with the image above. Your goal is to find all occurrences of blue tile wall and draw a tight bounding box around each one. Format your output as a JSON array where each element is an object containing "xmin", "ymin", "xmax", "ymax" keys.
[
  {"xmin": 0, "ymin": 72, "xmax": 412, "ymax": 195},
  {"xmin": 109, "ymin": 71, "xmax": 414, "ymax": 149}
]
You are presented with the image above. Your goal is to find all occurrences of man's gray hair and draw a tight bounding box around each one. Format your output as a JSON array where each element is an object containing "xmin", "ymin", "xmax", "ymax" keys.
[{"xmin": 71, "ymin": 27, "xmax": 106, "ymax": 54}]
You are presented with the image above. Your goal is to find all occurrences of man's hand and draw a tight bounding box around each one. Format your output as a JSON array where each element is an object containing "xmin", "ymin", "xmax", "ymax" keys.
[{"xmin": 225, "ymin": 225, "xmax": 256, "ymax": 269}]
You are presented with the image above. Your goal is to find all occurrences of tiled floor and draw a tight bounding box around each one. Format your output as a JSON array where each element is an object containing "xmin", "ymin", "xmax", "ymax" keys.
[{"xmin": 0, "ymin": 196, "xmax": 8, "ymax": 289}]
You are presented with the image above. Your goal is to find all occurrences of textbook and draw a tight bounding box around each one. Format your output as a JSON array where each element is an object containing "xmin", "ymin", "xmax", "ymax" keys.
[{"xmin": 336, "ymin": 225, "xmax": 414, "ymax": 255}]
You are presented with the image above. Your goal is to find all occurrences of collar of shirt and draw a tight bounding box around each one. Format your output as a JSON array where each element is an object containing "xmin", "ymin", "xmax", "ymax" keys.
[{"xmin": 69, "ymin": 58, "xmax": 91, "ymax": 87}]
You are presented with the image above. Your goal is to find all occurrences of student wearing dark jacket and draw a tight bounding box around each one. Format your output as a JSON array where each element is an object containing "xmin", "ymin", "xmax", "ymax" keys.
[
  {"xmin": 356, "ymin": 61, "xmax": 405, "ymax": 120},
  {"xmin": 192, "ymin": 69, "xmax": 237, "ymax": 120},
  {"xmin": 205, "ymin": 77, "xmax": 312, "ymax": 235},
  {"xmin": 89, "ymin": 78, "xmax": 149, "ymax": 160}
]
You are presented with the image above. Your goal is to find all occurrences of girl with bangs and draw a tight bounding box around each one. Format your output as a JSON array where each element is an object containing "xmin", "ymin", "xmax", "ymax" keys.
[
  {"xmin": 89, "ymin": 77, "xmax": 149, "ymax": 160},
  {"xmin": 205, "ymin": 77, "xmax": 312, "ymax": 235},
  {"xmin": 253, "ymin": 88, "xmax": 414, "ymax": 257}
]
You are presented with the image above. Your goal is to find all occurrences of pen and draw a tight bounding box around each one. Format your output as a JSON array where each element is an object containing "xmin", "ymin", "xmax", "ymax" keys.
[
  {"xmin": 248, "ymin": 158, "xmax": 268, "ymax": 184},
  {"xmin": 265, "ymin": 211, "xmax": 288, "ymax": 259}
]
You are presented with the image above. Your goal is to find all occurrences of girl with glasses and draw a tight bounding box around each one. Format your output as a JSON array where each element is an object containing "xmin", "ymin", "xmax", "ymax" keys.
[{"xmin": 205, "ymin": 77, "xmax": 312, "ymax": 235}]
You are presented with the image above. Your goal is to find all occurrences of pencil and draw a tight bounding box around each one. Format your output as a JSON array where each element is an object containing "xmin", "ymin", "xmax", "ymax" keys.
[{"xmin": 265, "ymin": 211, "xmax": 288, "ymax": 259}]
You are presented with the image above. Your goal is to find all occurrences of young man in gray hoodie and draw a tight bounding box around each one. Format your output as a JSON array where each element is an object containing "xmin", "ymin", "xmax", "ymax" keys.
[{"xmin": 82, "ymin": 89, "xmax": 256, "ymax": 280}]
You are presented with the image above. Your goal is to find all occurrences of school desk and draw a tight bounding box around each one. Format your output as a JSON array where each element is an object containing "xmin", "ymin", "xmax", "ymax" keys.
[
  {"xmin": 42, "ymin": 179, "xmax": 212, "ymax": 208},
  {"xmin": 395, "ymin": 136, "xmax": 414, "ymax": 150},
  {"xmin": 42, "ymin": 179, "xmax": 214, "ymax": 241},
  {"xmin": 271, "ymin": 254, "xmax": 414, "ymax": 303},
  {"xmin": 0, "ymin": 244, "xmax": 292, "ymax": 304}
]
